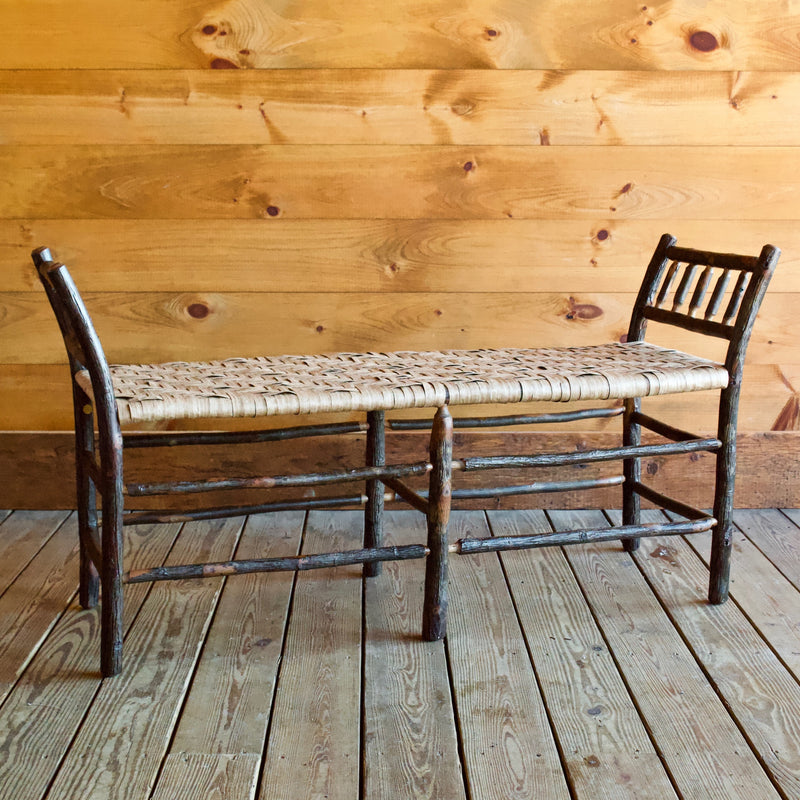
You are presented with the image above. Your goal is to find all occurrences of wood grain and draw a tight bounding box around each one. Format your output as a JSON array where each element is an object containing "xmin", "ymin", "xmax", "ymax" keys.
[
  {"xmin": 258, "ymin": 511, "xmax": 362, "ymax": 800},
  {"xmin": 0, "ymin": 522, "xmax": 182, "ymax": 800},
  {"xmin": 551, "ymin": 509, "xmax": 781, "ymax": 799},
  {"xmin": 4, "ymin": 70, "xmax": 800, "ymax": 146},
  {"xmin": 151, "ymin": 754, "xmax": 260, "ymax": 800},
  {"xmin": 0, "ymin": 510, "xmax": 69, "ymax": 593},
  {"xmin": 738, "ymin": 509, "xmax": 800, "ymax": 591},
  {"xmin": 609, "ymin": 509, "xmax": 800, "ymax": 798},
  {"xmin": 4, "ymin": 430, "xmax": 799, "ymax": 510},
  {"xmin": 363, "ymin": 510, "xmax": 466, "ymax": 800},
  {"xmin": 0, "ymin": 516, "xmax": 80, "ymax": 700},
  {"xmin": 6, "ymin": 220, "xmax": 797, "ymax": 294},
  {"xmin": 685, "ymin": 520, "xmax": 800, "ymax": 683},
  {"xmin": 43, "ymin": 517, "xmax": 244, "ymax": 800},
  {"xmin": 3, "ymin": 1, "xmax": 800, "ymax": 70},
  {"xmin": 170, "ymin": 512, "xmax": 303, "ymax": 754},
  {"xmin": 445, "ymin": 511, "xmax": 570, "ymax": 800},
  {"xmin": 490, "ymin": 508, "xmax": 677, "ymax": 798},
  {"xmin": 2, "ymin": 290, "xmax": 794, "ymax": 365},
  {"xmin": 5, "ymin": 145, "xmax": 800, "ymax": 221}
]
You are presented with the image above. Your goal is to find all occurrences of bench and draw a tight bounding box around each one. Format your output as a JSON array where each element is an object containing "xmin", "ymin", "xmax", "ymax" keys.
[{"xmin": 32, "ymin": 234, "xmax": 780, "ymax": 677}]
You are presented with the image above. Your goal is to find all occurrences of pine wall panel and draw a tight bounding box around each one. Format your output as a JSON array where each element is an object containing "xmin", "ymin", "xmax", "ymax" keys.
[{"xmin": 2, "ymin": 1, "xmax": 799, "ymax": 506}]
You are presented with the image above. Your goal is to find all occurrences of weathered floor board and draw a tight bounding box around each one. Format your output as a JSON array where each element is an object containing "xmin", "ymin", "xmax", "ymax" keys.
[
  {"xmin": 363, "ymin": 511, "xmax": 466, "ymax": 800},
  {"xmin": 611, "ymin": 509, "xmax": 800, "ymax": 799},
  {"xmin": 0, "ymin": 509, "xmax": 798, "ymax": 800},
  {"xmin": 490, "ymin": 509, "xmax": 678, "ymax": 799},
  {"xmin": 551, "ymin": 509, "xmax": 781, "ymax": 799}
]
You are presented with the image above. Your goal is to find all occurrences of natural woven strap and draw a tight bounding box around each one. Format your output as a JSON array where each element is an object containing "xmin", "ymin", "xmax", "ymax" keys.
[{"xmin": 74, "ymin": 341, "xmax": 729, "ymax": 424}]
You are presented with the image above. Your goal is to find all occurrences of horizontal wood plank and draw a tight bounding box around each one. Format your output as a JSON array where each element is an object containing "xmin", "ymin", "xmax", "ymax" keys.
[
  {"xmin": 3, "ymin": 430, "xmax": 799, "ymax": 510},
  {"xmin": 3, "ymin": 70, "xmax": 800, "ymax": 146},
  {"xmin": 6, "ymin": 219, "xmax": 796, "ymax": 294},
  {"xmin": 4, "ymin": 145, "xmax": 800, "ymax": 221},
  {"xmin": 2, "ymin": 2, "xmax": 799, "ymax": 70},
  {"xmin": 0, "ymin": 290, "xmax": 793, "ymax": 365},
  {"xmin": 151, "ymin": 754, "xmax": 259, "ymax": 800}
]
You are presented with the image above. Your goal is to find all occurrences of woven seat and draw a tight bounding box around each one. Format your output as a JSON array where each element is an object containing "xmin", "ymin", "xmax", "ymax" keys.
[
  {"xmin": 32, "ymin": 234, "xmax": 780, "ymax": 678},
  {"xmin": 78, "ymin": 342, "xmax": 730, "ymax": 424}
]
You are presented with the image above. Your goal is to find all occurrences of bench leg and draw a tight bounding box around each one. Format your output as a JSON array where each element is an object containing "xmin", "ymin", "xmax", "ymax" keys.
[
  {"xmin": 709, "ymin": 386, "xmax": 738, "ymax": 604},
  {"xmin": 99, "ymin": 428, "xmax": 125, "ymax": 678},
  {"xmin": 74, "ymin": 391, "xmax": 100, "ymax": 608},
  {"xmin": 422, "ymin": 406, "xmax": 453, "ymax": 641},
  {"xmin": 364, "ymin": 410, "xmax": 385, "ymax": 577},
  {"xmin": 622, "ymin": 397, "xmax": 641, "ymax": 552}
]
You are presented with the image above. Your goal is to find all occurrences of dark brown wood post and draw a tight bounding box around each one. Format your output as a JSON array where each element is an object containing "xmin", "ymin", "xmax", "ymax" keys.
[
  {"xmin": 74, "ymin": 385, "xmax": 100, "ymax": 607},
  {"xmin": 622, "ymin": 397, "xmax": 641, "ymax": 552},
  {"xmin": 99, "ymin": 420, "xmax": 125, "ymax": 677},
  {"xmin": 364, "ymin": 410, "xmax": 385, "ymax": 577},
  {"xmin": 708, "ymin": 384, "xmax": 738, "ymax": 603},
  {"xmin": 422, "ymin": 406, "xmax": 453, "ymax": 641},
  {"xmin": 621, "ymin": 234, "xmax": 674, "ymax": 554}
]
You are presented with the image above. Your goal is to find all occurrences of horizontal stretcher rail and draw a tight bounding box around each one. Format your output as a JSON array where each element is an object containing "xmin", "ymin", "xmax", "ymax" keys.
[
  {"xmin": 457, "ymin": 438, "xmax": 721, "ymax": 471},
  {"xmin": 126, "ymin": 461, "xmax": 432, "ymax": 497},
  {"xmin": 124, "ymin": 543, "xmax": 430, "ymax": 583},
  {"xmin": 122, "ymin": 421, "xmax": 368, "ymax": 449},
  {"xmin": 664, "ymin": 246, "xmax": 760, "ymax": 272},
  {"xmin": 451, "ymin": 517, "xmax": 716, "ymax": 555},
  {"xmin": 388, "ymin": 406, "xmax": 623, "ymax": 431},
  {"xmin": 631, "ymin": 480, "xmax": 712, "ymax": 523},
  {"xmin": 120, "ymin": 493, "xmax": 374, "ymax": 526},
  {"xmin": 630, "ymin": 412, "xmax": 706, "ymax": 443},
  {"xmin": 642, "ymin": 306, "xmax": 733, "ymax": 339},
  {"xmin": 382, "ymin": 477, "xmax": 429, "ymax": 514},
  {"xmin": 388, "ymin": 474, "xmax": 625, "ymax": 506}
]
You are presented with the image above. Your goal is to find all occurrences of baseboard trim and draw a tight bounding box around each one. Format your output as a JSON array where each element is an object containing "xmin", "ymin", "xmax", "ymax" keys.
[{"xmin": 2, "ymin": 430, "xmax": 798, "ymax": 510}]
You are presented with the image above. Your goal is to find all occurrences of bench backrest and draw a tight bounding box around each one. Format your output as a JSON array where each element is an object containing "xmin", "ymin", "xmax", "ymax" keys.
[{"xmin": 628, "ymin": 233, "xmax": 780, "ymax": 376}]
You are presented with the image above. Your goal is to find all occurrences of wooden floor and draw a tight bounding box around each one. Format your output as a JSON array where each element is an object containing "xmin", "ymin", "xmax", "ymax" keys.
[{"xmin": 1, "ymin": 508, "xmax": 799, "ymax": 799}]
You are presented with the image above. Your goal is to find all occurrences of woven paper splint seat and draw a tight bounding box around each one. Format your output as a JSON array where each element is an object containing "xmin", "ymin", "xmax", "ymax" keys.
[
  {"xmin": 80, "ymin": 342, "xmax": 729, "ymax": 424},
  {"xmin": 33, "ymin": 234, "xmax": 780, "ymax": 677}
]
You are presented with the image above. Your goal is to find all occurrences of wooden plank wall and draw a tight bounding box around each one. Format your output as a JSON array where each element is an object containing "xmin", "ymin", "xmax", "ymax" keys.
[{"xmin": 2, "ymin": 0, "xmax": 799, "ymax": 506}]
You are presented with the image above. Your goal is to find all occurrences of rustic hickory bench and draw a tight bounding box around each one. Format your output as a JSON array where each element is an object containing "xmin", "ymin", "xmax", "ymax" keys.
[{"xmin": 33, "ymin": 234, "xmax": 780, "ymax": 677}]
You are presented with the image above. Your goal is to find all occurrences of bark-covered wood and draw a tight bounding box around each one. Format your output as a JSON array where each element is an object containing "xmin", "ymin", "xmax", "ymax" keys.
[
  {"xmin": 123, "ymin": 421, "xmax": 368, "ymax": 448},
  {"xmin": 382, "ymin": 477, "xmax": 430, "ymax": 515},
  {"xmin": 459, "ymin": 438, "xmax": 721, "ymax": 471},
  {"xmin": 125, "ymin": 460, "xmax": 431, "ymax": 497},
  {"xmin": 422, "ymin": 406, "xmax": 453, "ymax": 641},
  {"xmin": 121, "ymin": 493, "xmax": 369, "ymax": 526},
  {"xmin": 710, "ymin": 245, "xmax": 781, "ymax": 604},
  {"xmin": 629, "ymin": 411, "xmax": 707, "ymax": 443},
  {"xmin": 124, "ymin": 543, "xmax": 429, "ymax": 584},
  {"xmin": 364, "ymin": 409, "xmax": 386, "ymax": 577},
  {"xmin": 453, "ymin": 517, "xmax": 715, "ymax": 555},
  {"xmin": 630, "ymin": 481, "xmax": 713, "ymax": 524},
  {"xmin": 388, "ymin": 406, "xmax": 622, "ymax": 430}
]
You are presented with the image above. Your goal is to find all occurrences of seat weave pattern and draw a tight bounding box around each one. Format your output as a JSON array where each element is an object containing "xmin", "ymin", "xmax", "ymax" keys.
[{"xmin": 74, "ymin": 341, "xmax": 729, "ymax": 425}]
